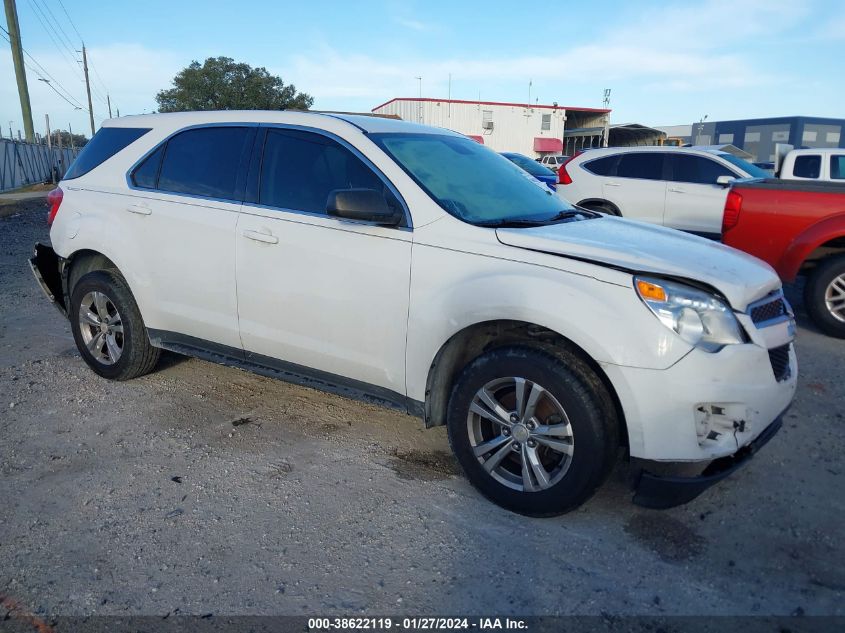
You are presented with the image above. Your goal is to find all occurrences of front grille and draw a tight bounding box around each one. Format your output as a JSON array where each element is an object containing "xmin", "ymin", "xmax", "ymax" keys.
[
  {"xmin": 751, "ymin": 296, "xmax": 787, "ymax": 324},
  {"xmin": 768, "ymin": 344, "xmax": 792, "ymax": 382}
]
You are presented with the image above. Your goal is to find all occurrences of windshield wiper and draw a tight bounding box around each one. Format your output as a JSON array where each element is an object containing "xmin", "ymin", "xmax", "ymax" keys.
[{"xmin": 474, "ymin": 209, "xmax": 599, "ymax": 228}]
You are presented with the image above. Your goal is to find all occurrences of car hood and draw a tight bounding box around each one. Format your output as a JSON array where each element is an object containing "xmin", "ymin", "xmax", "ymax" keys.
[{"xmin": 496, "ymin": 216, "xmax": 780, "ymax": 310}]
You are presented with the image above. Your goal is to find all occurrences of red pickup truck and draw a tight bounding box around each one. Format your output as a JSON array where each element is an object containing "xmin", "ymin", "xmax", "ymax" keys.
[{"xmin": 721, "ymin": 179, "xmax": 845, "ymax": 337}]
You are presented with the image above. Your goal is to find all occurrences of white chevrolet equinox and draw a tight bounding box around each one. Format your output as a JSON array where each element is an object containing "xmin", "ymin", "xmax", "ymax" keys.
[{"xmin": 31, "ymin": 111, "xmax": 797, "ymax": 516}]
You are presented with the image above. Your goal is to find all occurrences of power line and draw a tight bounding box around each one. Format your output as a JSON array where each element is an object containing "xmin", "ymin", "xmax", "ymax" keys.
[
  {"xmin": 24, "ymin": 0, "xmax": 85, "ymax": 84},
  {"xmin": 0, "ymin": 26, "xmax": 87, "ymax": 112},
  {"xmin": 34, "ymin": 0, "xmax": 75, "ymax": 54},
  {"xmin": 55, "ymin": 0, "xmax": 82, "ymax": 43},
  {"xmin": 0, "ymin": 22, "xmax": 88, "ymax": 111},
  {"xmin": 44, "ymin": 0, "xmax": 113, "ymax": 111}
]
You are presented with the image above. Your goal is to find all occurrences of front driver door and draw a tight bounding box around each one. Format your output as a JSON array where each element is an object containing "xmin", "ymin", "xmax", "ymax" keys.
[{"xmin": 235, "ymin": 127, "xmax": 412, "ymax": 401}]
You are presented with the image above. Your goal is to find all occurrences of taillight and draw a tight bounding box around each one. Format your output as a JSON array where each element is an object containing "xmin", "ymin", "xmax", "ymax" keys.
[
  {"xmin": 722, "ymin": 189, "xmax": 742, "ymax": 233},
  {"xmin": 557, "ymin": 153, "xmax": 579, "ymax": 185},
  {"xmin": 46, "ymin": 187, "xmax": 63, "ymax": 226}
]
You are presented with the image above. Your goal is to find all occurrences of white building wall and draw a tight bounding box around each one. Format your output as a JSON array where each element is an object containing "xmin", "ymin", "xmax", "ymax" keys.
[{"xmin": 373, "ymin": 100, "xmax": 567, "ymax": 158}]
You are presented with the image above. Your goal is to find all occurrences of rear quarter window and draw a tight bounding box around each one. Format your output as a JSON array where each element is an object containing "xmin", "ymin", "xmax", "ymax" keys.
[
  {"xmin": 582, "ymin": 155, "xmax": 617, "ymax": 176},
  {"xmin": 156, "ymin": 127, "xmax": 252, "ymax": 200},
  {"xmin": 64, "ymin": 127, "xmax": 151, "ymax": 180}
]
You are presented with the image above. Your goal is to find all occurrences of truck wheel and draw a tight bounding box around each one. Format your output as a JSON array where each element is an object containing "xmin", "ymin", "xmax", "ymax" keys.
[
  {"xmin": 804, "ymin": 254, "xmax": 845, "ymax": 339},
  {"xmin": 69, "ymin": 270, "xmax": 161, "ymax": 380},
  {"xmin": 446, "ymin": 346, "xmax": 619, "ymax": 516}
]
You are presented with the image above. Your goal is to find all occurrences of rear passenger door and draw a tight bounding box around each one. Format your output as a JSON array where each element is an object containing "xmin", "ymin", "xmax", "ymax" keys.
[
  {"xmin": 664, "ymin": 154, "xmax": 738, "ymax": 237},
  {"xmin": 126, "ymin": 125, "xmax": 255, "ymax": 350},
  {"xmin": 602, "ymin": 152, "xmax": 667, "ymax": 225},
  {"xmin": 235, "ymin": 126, "xmax": 412, "ymax": 399}
]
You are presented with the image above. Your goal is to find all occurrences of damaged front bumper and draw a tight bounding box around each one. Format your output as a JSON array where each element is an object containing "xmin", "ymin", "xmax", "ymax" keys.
[
  {"xmin": 630, "ymin": 411, "xmax": 785, "ymax": 509},
  {"xmin": 29, "ymin": 242, "xmax": 67, "ymax": 316}
]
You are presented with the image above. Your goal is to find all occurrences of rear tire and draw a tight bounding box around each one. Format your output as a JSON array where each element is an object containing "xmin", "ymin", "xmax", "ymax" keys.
[
  {"xmin": 804, "ymin": 254, "xmax": 845, "ymax": 338},
  {"xmin": 446, "ymin": 345, "xmax": 619, "ymax": 516},
  {"xmin": 69, "ymin": 270, "xmax": 160, "ymax": 380}
]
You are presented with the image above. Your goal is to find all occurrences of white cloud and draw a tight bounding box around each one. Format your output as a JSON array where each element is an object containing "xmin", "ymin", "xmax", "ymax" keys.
[
  {"xmin": 394, "ymin": 17, "xmax": 429, "ymax": 32},
  {"xmin": 1, "ymin": 43, "xmax": 184, "ymax": 138}
]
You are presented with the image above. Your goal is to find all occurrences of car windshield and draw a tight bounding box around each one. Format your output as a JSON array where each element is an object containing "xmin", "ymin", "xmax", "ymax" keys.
[
  {"xmin": 503, "ymin": 153, "xmax": 556, "ymax": 177},
  {"xmin": 718, "ymin": 153, "xmax": 770, "ymax": 179},
  {"xmin": 371, "ymin": 133, "xmax": 578, "ymax": 225}
]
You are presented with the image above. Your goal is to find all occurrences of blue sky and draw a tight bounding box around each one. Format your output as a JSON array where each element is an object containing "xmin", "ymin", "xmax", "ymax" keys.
[{"xmin": 1, "ymin": 0, "xmax": 843, "ymax": 138}]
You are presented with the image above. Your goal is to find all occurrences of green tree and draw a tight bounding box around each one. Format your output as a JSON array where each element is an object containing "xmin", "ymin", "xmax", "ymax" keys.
[
  {"xmin": 155, "ymin": 57, "xmax": 313, "ymax": 112},
  {"xmin": 50, "ymin": 130, "xmax": 88, "ymax": 148}
]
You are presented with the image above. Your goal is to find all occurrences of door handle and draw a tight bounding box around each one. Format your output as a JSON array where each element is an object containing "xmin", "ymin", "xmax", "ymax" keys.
[
  {"xmin": 242, "ymin": 229, "xmax": 278, "ymax": 244},
  {"xmin": 668, "ymin": 187, "xmax": 685, "ymax": 193},
  {"xmin": 605, "ymin": 182, "xmax": 621, "ymax": 187},
  {"xmin": 126, "ymin": 203, "xmax": 151, "ymax": 215}
]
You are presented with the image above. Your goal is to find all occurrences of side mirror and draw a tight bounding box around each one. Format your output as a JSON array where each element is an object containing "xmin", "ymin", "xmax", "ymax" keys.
[
  {"xmin": 716, "ymin": 175, "xmax": 736, "ymax": 187},
  {"xmin": 326, "ymin": 188, "xmax": 402, "ymax": 226}
]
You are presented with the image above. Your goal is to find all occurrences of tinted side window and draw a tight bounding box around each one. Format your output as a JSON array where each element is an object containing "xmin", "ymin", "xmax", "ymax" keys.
[
  {"xmin": 65, "ymin": 127, "xmax": 150, "ymax": 179},
  {"xmin": 158, "ymin": 127, "xmax": 251, "ymax": 200},
  {"xmin": 615, "ymin": 153, "xmax": 664, "ymax": 180},
  {"xmin": 793, "ymin": 155, "xmax": 821, "ymax": 179},
  {"xmin": 832, "ymin": 155, "xmax": 845, "ymax": 180},
  {"xmin": 583, "ymin": 156, "xmax": 617, "ymax": 176},
  {"xmin": 670, "ymin": 155, "xmax": 735, "ymax": 184},
  {"xmin": 131, "ymin": 145, "xmax": 164, "ymax": 189},
  {"xmin": 259, "ymin": 129, "xmax": 385, "ymax": 214}
]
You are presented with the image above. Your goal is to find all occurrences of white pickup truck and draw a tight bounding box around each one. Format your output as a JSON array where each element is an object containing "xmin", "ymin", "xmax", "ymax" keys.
[{"xmin": 775, "ymin": 145, "xmax": 845, "ymax": 182}]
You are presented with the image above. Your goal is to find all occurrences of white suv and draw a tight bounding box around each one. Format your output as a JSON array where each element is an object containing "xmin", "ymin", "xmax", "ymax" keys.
[
  {"xmin": 557, "ymin": 146, "xmax": 769, "ymax": 237},
  {"xmin": 30, "ymin": 111, "xmax": 796, "ymax": 516}
]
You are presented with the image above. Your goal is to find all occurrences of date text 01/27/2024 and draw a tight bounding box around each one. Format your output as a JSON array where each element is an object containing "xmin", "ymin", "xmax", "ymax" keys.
[{"xmin": 307, "ymin": 617, "xmax": 528, "ymax": 630}]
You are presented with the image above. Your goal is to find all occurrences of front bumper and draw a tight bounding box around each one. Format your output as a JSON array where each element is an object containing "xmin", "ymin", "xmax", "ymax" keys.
[
  {"xmin": 29, "ymin": 242, "xmax": 67, "ymax": 316},
  {"xmin": 631, "ymin": 411, "xmax": 785, "ymax": 509}
]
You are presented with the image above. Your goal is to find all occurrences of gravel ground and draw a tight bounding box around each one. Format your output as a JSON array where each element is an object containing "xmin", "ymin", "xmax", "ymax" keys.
[{"xmin": 1, "ymin": 200, "xmax": 843, "ymax": 618}]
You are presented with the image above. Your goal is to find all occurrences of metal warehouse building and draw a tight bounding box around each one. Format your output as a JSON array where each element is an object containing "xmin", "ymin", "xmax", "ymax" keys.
[
  {"xmin": 371, "ymin": 97, "xmax": 611, "ymax": 158},
  {"xmin": 658, "ymin": 116, "xmax": 845, "ymax": 162}
]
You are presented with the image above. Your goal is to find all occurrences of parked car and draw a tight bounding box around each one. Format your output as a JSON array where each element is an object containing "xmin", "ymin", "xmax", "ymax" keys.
[
  {"xmin": 501, "ymin": 152, "xmax": 558, "ymax": 190},
  {"xmin": 538, "ymin": 154, "xmax": 570, "ymax": 170},
  {"xmin": 721, "ymin": 178, "xmax": 845, "ymax": 337},
  {"xmin": 776, "ymin": 147, "xmax": 845, "ymax": 182},
  {"xmin": 557, "ymin": 146, "xmax": 769, "ymax": 238},
  {"xmin": 31, "ymin": 111, "xmax": 796, "ymax": 516}
]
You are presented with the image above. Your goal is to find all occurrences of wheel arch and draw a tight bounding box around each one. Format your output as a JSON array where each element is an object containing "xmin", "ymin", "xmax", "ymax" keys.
[
  {"xmin": 422, "ymin": 319, "xmax": 628, "ymax": 447},
  {"xmin": 576, "ymin": 198, "xmax": 621, "ymax": 216},
  {"xmin": 776, "ymin": 214, "xmax": 845, "ymax": 281}
]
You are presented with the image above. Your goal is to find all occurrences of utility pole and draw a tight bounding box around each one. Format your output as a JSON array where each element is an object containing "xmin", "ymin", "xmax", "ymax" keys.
[
  {"xmin": 107, "ymin": 94, "xmax": 112, "ymax": 118},
  {"xmin": 68, "ymin": 122, "xmax": 75, "ymax": 150},
  {"xmin": 82, "ymin": 45, "xmax": 95, "ymax": 136},
  {"xmin": 45, "ymin": 113, "xmax": 56, "ymax": 184},
  {"xmin": 4, "ymin": 0, "xmax": 35, "ymax": 141}
]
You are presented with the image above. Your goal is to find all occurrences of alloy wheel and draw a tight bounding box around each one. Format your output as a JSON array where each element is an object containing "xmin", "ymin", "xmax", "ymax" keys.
[
  {"xmin": 78, "ymin": 291, "xmax": 124, "ymax": 365},
  {"xmin": 466, "ymin": 376, "xmax": 574, "ymax": 492},
  {"xmin": 825, "ymin": 274, "xmax": 845, "ymax": 323}
]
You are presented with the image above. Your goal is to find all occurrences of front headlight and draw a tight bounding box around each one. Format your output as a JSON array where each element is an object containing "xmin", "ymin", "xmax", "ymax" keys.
[{"xmin": 634, "ymin": 276, "xmax": 745, "ymax": 352}]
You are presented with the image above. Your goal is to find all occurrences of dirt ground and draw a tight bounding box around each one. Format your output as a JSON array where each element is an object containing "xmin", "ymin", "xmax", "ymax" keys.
[{"xmin": 1, "ymin": 199, "xmax": 843, "ymax": 618}]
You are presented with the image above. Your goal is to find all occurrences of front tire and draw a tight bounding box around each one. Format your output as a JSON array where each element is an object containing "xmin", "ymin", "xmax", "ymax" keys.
[
  {"xmin": 446, "ymin": 346, "xmax": 619, "ymax": 516},
  {"xmin": 69, "ymin": 270, "xmax": 160, "ymax": 380},
  {"xmin": 804, "ymin": 254, "xmax": 845, "ymax": 338}
]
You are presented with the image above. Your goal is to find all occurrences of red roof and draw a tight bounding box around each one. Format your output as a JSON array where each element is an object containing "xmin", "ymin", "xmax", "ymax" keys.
[
  {"xmin": 372, "ymin": 97, "xmax": 610, "ymax": 114},
  {"xmin": 466, "ymin": 135, "xmax": 484, "ymax": 144},
  {"xmin": 534, "ymin": 137, "xmax": 563, "ymax": 152}
]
